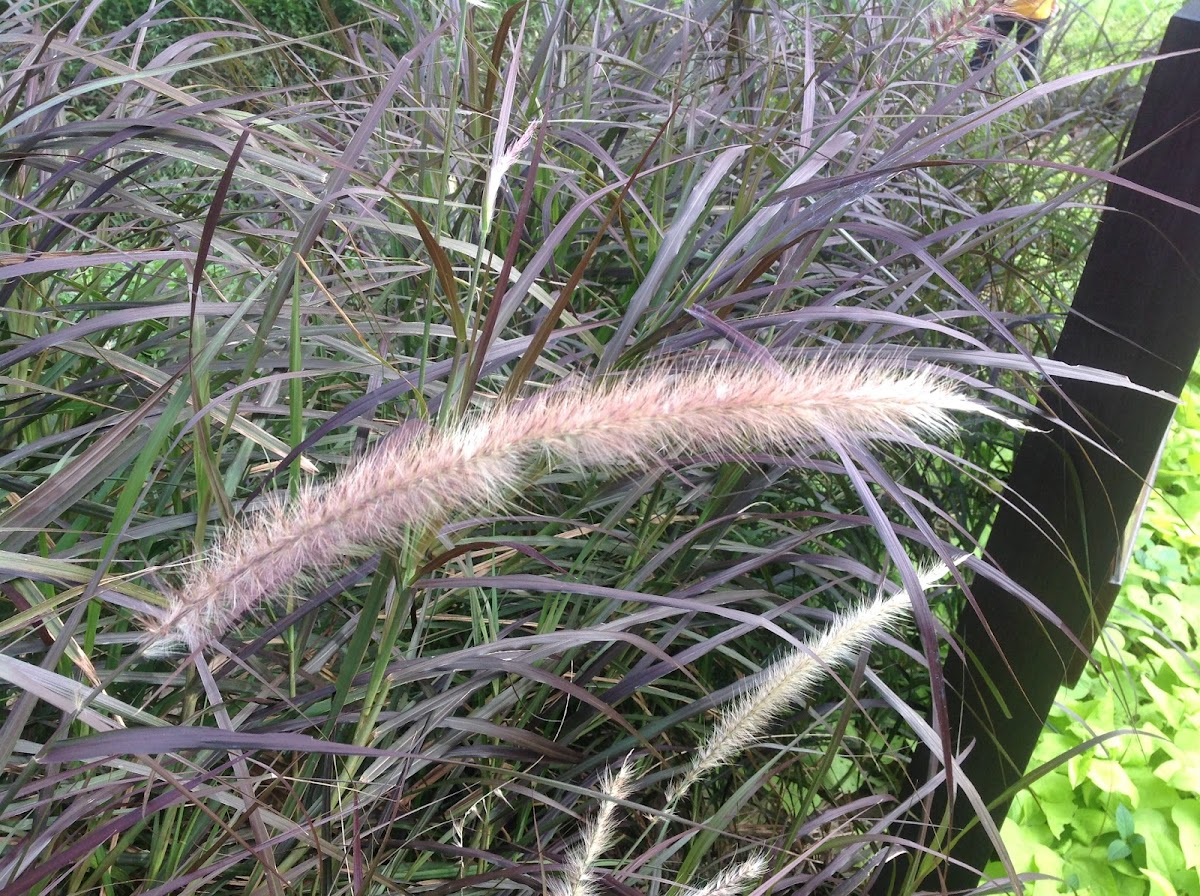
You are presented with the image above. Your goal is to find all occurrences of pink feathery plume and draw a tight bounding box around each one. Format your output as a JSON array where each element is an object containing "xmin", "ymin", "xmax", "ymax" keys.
[{"xmin": 144, "ymin": 359, "xmax": 1010, "ymax": 654}]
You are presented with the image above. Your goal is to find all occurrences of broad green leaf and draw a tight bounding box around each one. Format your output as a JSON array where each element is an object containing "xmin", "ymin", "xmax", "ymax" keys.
[
  {"xmin": 1040, "ymin": 773, "xmax": 1082, "ymax": 838},
  {"xmin": 1073, "ymin": 808, "xmax": 1112, "ymax": 842},
  {"xmin": 1142, "ymin": 639, "xmax": 1200, "ymax": 686},
  {"xmin": 1139, "ymin": 809, "xmax": 1186, "ymax": 892},
  {"xmin": 1029, "ymin": 878, "xmax": 1064, "ymax": 896},
  {"xmin": 1108, "ymin": 839, "xmax": 1132, "ymax": 862},
  {"xmin": 1176, "ymin": 871, "xmax": 1200, "ymax": 896},
  {"xmin": 1155, "ymin": 587, "xmax": 1197, "ymax": 642},
  {"xmin": 1153, "ymin": 728, "xmax": 1200, "ymax": 762},
  {"xmin": 1128, "ymin": 766, "xmax": 1183, "ymax": 811},
  {"xmin": 1143, "ymin": 868, "xmax": 1178, "ymax": 896},
  {"xmin": 1036, "ymin": 730, "xmax": 1079, "ymax": 759},
  {"xmin": 1069, "ymin": 751, "xmax": 1093, "ymax": 790},
  {"xmin": 1065, "ymin": 854, "xmax": 1135, "ymax": 896},
  {"xmin": 1008, "ymin": 788, "xmax": 1036, "ymax": 823},
  {"xmin": 1173, "ymin": 801, "xmax": 1200, "ymax": 870},
  {"xmin": 1089, "ymin": 761, "xmax": 1137, "ymax": 801},
  {"xmin": 1116, "ymin": 804, "xmax": 1135, "ymax": 840},
  {"xmin": 999, "ymin": 816, "xmax": 1064, "ymax": 886},
  {"xmin": 1178, "ymin": 687, "xmax": 1200, "ymax": 717},
  {"xmin": 1155, "ymin": 759, "xmax": 1200, "ymax": 794},
  {"xmin": 1088, "ymin": 688, "xmax": 1120, "ymax": 731},
  {"xmin": 1140, "ymin": 677, "xmax": 1184, "ymax": 730}
]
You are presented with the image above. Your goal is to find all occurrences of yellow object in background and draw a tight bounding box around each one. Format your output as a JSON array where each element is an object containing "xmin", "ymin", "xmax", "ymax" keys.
[{"xmin": 1000, "ymin": 0, "xmax": 1057, "ymax": 21}]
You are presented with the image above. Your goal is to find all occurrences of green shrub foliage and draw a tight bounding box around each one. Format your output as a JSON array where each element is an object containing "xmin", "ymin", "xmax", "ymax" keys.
[{"xmin": 994, "ymin": 372, "xmax": 1200, "ymax": 896}]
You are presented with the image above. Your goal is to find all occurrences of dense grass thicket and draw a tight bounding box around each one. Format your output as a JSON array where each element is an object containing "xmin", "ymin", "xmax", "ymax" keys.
[{"xmin": 0, "ymin": 0, "xmax": 1183, "ymax": 894}]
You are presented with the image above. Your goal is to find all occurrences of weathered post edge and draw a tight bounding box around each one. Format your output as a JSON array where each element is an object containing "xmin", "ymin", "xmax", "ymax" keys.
[{"xmin": 872, "ymin": 4, "xmax": 1200, "ymax": 892}]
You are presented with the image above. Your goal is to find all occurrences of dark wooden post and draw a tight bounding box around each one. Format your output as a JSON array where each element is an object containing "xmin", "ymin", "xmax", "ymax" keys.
[{"xmin": 874, "ymin": 4, "xmax": 1200, "ymax": 892}]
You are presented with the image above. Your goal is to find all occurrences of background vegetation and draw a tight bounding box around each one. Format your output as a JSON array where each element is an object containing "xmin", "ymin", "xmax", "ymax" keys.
[
  {"xmin": 986, "ymin": 2, "xmax": 1199, "ymax": 895},
  {"xmin": 0, "ymin": 0, "xmax": 1189, "ymax": 894},
  {"xmin": 995, "ymin": 366, "xmax": 1200, "ymax": 896}
]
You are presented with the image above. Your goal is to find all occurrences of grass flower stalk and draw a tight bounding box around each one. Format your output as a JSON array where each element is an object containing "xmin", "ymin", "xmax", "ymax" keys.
[
  {"xmin": 144, "ymin": 360, "xmax": 1004, "ymax": 653},
  {"xmin": 690, "ymin": 854, "xmax": 770, "ymax": 896},
  {"xmin": 665, "ymin": 560, "xmax": 959, "ymax": 806},
  {"xmin": 549, "ymin": 758, "xmax": 637, "ymax": 896}
]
